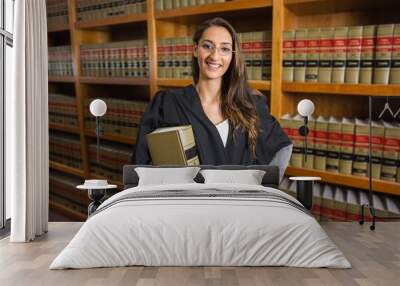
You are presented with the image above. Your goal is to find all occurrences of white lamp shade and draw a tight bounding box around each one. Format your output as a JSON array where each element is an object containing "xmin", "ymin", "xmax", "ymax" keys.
[
  {"xmin": 297, "ymin": 99, "xmax": 315, "ymax": 117},
  {"xmin": 90, "ymin": 99, "xmax": 107, "ymax": 117}
]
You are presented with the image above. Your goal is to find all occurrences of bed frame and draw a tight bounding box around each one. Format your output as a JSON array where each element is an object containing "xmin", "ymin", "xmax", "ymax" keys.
[{"xmin": 123, "ymin": 165, "xmax": 280, "ymax": 189}]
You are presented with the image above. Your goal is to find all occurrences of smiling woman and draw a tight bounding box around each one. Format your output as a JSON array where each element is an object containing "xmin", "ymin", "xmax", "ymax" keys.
[{"xmin": 133, "ymin": 17, "xmax": 292, "ymax": 174}]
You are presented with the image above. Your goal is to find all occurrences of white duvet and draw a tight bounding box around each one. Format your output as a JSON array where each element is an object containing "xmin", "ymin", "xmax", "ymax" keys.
[{"xmin": 50, "ymin": 183, "xmax": 351, "ymax": 269}]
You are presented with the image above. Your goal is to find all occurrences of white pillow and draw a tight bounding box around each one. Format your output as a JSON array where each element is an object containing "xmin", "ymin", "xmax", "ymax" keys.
[
  {"xmin": 200, "ymin": 169, "xmax": 266, "ymax": 185},
  {"xmin": 135, "ymin": 167, "xmax": 201, "ymax": 186}
]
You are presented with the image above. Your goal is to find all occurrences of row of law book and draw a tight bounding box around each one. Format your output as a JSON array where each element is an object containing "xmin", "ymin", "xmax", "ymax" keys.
[
  {"xmin": 50, "ymin": 131, "xmax": 82, "ymax": 169},
  {"xmin": 48, "ymin": 46, "xmax": 73, "ymax": 76},
  {"xmin": 280, "ymin": 178, "xmax": 400, "ymax": 221},
  {"xmin": 49, "ymin": 93, "xmax": 79, "ymax": 127},
  {"xmin": 157, "ymin": 31, "xmax": 272, "ymax": 81},
  {"xmin": 76, "ymin": 0, "xmax": 146, "ymax": 22},
  {"xmin": 88, "ymin": 141, "xmax": 132, "ymax": 183},
  {"xmin": 80, "ymin": 40, "xmax": 149, "ymax": 78},
  {"xmin": 49, "ymin": 170, "xmax": 89, "ymax": 220},
  {"xmin": 46, "ymin": 0, "xmax": 69, "ymax": 29},
  {"xmin": 283, "ymin": 24, "xmax": 400, "ymax": 84},
  {"xmin": 281, "ymin": 115, "xmax": 400, "ymax": 182},
  {"xmin": 240, "ymin": 31, "xmax": 272, "ymax": 81},
  {"xmin": 155, "ymin": 0, "xmax": 225, "ymax": 10},
  {"xmin": 85, "ymin": 97, "xmax": 148, "ymax": 138}
]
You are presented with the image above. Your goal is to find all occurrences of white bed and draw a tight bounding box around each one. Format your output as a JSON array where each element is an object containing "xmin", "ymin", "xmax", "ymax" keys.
[{"xmin": 50, "ymin": 182, "xmax": 351, "ymax": 269}]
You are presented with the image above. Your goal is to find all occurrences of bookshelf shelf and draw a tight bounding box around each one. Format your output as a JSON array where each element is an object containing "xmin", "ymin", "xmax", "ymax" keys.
[
  {"xmin": 79, "ymin": 76, "xmax": 150, "ymax": 86},
  {"xmin": 154, "ymin": 0, "xmax": 272, "ymax": 19},
  {"xmin": 49, "ymin": 123, "xmax": 80, "ymax": 134},
  {"xmin": 157, "ymin": 79, "xmax": 271, "ymax": 91},
  {"xmin": 85, "ymin": 130, "xmax": 135, "ymax": 145},
  {"xmin": 282, "ymin": 82, "xmax": 400, "ymax": 97},
  {"xmin": 285, "ymin": 167, "xmax": 400, "ymax": 196},
  {"xmin": 283, "ymin": 0, "xmax": 400, "ymax": 14},
  {"xmin": 48, "ymin": 24, "xmax": 69, "ymax": 33},
  {"xmin": 48, "ymin": 75, "xmax": 75, "ymax": 83},
  {"xmin": 75, "ymin": 13, "xmax": 147, "ymax": 29},
  {"xmin": 49, "ymin": 161, "xmax": 85, "ymax": 177}
]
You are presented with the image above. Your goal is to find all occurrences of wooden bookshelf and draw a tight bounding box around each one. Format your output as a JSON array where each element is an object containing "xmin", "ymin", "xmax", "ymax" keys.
[
  {"xmin": 282, "ymin": 82, "xmax": 400, "ymax": 97},
  {"xmin": 48, "ymin": 75, "xmax": 75, "ymax": 83},
  {"xmin": 49, "ymin": 161, "xmax": 84, "ymax": 177},
  {"xmin": 85, "ymin": 130, "xmax": 135, "ymax": 145},
  {"xmin": 75, "ymin": 13, "xmax": 147, "ymax": 29},
  {"xmin": 286, "ymin": 167, "xmax": 400, "ymax": 196},
  {"xmin": 49, "ymin": 123, "xmax": 80, "ymax": 134},
  {"xmin": 46, "ymin": 0, "xmax": 400, "ymax": 200},
  {"xmin": 155, "ymin": 0, "xmax": 272, "ymax": 19},
  {"xmin": 79, "ymin": 76, "xmax": 150, "ymax": 86}
]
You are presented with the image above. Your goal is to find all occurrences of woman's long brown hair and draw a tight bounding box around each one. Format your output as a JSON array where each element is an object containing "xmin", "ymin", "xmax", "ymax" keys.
[{"xmin": 192, "ymin": 17, "xmax": 260, "ymax": 156}]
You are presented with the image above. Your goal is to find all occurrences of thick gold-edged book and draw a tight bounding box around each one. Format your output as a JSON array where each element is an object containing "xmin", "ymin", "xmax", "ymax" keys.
[{"xmin": 146, "ymin": 125, "xmax": 200, "ymax": 166}]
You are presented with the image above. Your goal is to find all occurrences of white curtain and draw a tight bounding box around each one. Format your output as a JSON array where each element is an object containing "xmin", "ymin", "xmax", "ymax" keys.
[{"xmin": 6, "ymin": 0, "xmax": 49, "ymax": 242}]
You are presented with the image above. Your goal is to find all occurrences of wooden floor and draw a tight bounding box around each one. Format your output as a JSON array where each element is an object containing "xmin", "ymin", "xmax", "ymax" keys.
[{"xmin": 0, "ymin": 222, "xmax": 399, "ymax": 286}]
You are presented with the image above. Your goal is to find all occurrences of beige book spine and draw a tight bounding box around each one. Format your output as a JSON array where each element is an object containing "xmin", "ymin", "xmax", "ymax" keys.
[
  {"xmin": 318, "ymin": 27, "xmax": 334, "ymax": 83},
  {"xmin": 345, "ymin": 26, "xmax": 363, "ymax": 83},
  {"xmin": 339, "ymin": 120, "xmax": 355, "ymax": 175},
  {"xmin": 359, "ymin": 25, "xmax": 376, "ymax": 84},
  {"xmin": 374, "ymin": 24, "xmax": 395, "ymax": 84},
  {"xmin": 352, "ymin": 120, "xmax": 369, "ymax": 177},
  {"xmin": 371, "ymin": 122, "xmax": 385, "ymax": 179},
  {"xmin": 332, "ymin": 26, "xmax": 348, "ymax": 83},
  {"xmin": 314, "ymin": 117, "xmax": 328, "ymax": 171},
  {"xmin": 305, "ymin": 28, "xmax": 320, "ymax": 82},
  {"xmin": 282, "ymin": 30, "xmax": 295, "ymax": 82},
  {"xmin": 289, "ymin": 116, "xmax": 305, "ymax": 168},
  {"xmin": 389, "ymin": 24, "xmax": 400, "ymax": 84},
  {"xmin": 381, "ymin": 123, "xmax": 399, "ymax": 181},
  {"xmin": 326, "ymin": 118, "xmax": 341, "ymax": 173},
  {"xmin": 252, "ymin": 31, "xmax": 263, "ymax": 80},
  {"xmin": 293, "ymin": 29, "xmax": 307, "ymax": 82}
]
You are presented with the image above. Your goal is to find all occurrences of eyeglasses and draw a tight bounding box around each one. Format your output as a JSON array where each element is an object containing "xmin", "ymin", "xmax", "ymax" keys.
[{"xmin": 199, "ymin": 41, "xmax": 235, "ymax": 56}]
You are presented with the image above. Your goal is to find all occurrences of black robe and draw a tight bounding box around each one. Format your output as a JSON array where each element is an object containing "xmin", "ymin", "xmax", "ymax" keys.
[{"xmin": 132, "ymin": 85, "xmax": 291, "ymax": 165}]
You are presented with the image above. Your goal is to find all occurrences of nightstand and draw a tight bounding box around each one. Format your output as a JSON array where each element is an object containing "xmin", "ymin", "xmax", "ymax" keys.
[
  {"xmin": 77, "ymin": 180, "xmax": 117, "ymax": 216},
  {"xmin": 289, "ymin": 176, "xmax": 321, "ymax": 210}
]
